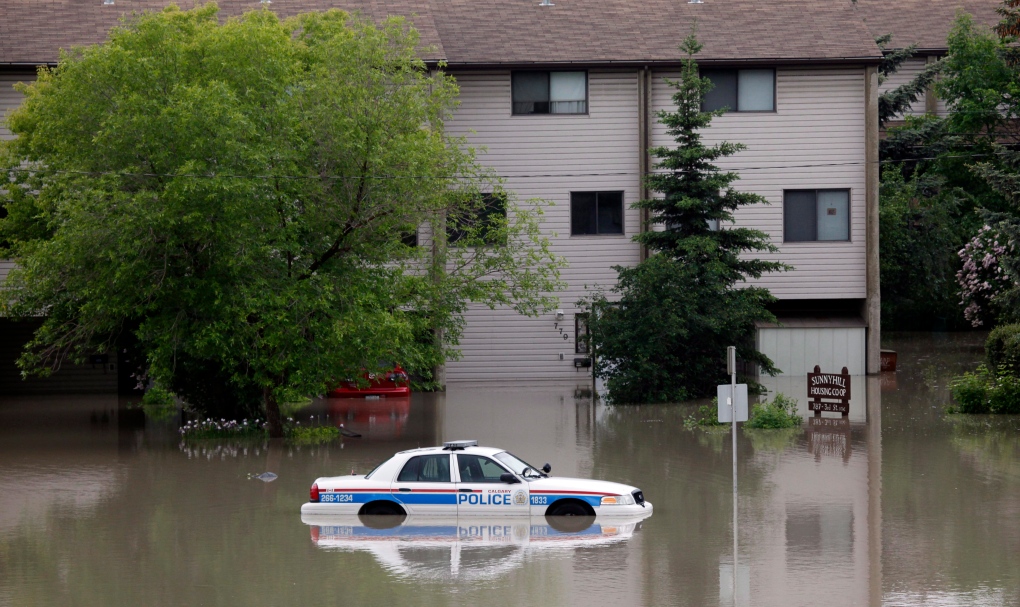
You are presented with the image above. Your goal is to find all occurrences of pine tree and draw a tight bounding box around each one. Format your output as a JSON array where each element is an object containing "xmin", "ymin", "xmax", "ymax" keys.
[{"xmin": 581, "ymin": 32, "xmax": 786, "ymax": 404}]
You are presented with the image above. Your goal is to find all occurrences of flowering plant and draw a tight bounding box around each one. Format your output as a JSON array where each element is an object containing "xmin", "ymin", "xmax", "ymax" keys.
[{"xmin": 956, "ymin": 225, "xmax": 1015, "ymax": 326}]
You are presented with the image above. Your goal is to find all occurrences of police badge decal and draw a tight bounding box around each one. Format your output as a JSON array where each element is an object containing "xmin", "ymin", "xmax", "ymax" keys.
[{"xmin": 513, "ymin": 490, "xmax": 527, "ymax": 505}]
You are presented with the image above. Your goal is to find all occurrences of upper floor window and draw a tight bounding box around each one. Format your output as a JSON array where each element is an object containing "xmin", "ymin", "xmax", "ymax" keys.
[
  {"xmin": 512, "ymin": 71, "xmax": 587, "ymax": 115},
  {"xmin": 784, "ymin": 189, "xmax": 850, "ymax": 242},
  {"xmin": 571, "ymin": 191, "xmax": 624, "ymax": 235},
  {"xmin": 702, "ymin": 69, "xmax": 775, "ymax": 112}
]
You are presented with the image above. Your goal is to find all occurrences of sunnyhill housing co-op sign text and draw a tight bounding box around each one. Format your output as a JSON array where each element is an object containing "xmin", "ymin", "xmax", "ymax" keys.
[{"xmin": 807, "ymin": 365, "xmax": 850, "ymax": 417}]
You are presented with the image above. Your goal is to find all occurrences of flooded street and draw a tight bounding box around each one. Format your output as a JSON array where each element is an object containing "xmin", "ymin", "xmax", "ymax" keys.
[{"xmin": 1, "ymin": 333, "xmax": 1018, "ymax": 606}]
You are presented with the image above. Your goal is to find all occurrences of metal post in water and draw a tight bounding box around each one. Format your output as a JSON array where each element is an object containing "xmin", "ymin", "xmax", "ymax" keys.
[{"xmin": 727, "ymin": 345, "xmax": 738, "ymax": 606}]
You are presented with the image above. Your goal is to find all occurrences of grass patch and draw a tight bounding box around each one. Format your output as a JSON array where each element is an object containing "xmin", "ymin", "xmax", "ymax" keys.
[{"xmin": 746, "ymin": 394, "xmax": 802, "ymax": 429}]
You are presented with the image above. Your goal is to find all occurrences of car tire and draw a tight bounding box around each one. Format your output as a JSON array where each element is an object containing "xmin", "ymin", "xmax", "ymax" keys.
[
  {"xmin": 547, "ymin": 500, "xmax": 594, "ymax": 517},
  {"xmin": 359, "ymin": 501, "xmax": 406, "ymax": 516}
]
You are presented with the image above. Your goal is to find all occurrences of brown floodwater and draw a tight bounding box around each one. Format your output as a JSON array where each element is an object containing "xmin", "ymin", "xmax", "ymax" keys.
[{"xmin": 1, "ymin": 332, "xmax": 1018, "ymax": 606}]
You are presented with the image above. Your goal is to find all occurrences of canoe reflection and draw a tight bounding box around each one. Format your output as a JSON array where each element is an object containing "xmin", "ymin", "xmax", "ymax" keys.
[{"xmin": 302, "ymin": 513, "xmax": 645, "ymax": 580}]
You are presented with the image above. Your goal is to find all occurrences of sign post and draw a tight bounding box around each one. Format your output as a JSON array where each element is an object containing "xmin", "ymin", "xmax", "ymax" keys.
[
  {"xmin": 716, "ymin": 348, "xmax": 748, "ymax": 605},
  {"xmin": 727, "ymin": 346, "xmax": 738, "ymax": 606},
  {"xmin": 807, "ymin": 365, "xmax": 852, "ymax": 417}
]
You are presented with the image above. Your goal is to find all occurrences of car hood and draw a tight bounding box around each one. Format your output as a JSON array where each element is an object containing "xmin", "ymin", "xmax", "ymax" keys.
[{"xmin": 526, "ymin": 476, "xmax": 639, "ymax": 496}]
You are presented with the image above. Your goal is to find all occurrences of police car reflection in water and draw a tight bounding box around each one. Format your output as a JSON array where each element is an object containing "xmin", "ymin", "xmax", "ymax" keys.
[
  {"xmin": 302, "ymin": 440, "xmax": 653, "ymax": 519},
  {"xmin": 301, "ymin": 512, "xmax": 648, "ymax": 581}
]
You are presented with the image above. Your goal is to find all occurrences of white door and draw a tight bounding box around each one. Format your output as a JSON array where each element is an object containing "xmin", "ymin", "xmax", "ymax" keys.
[
  {"xmin": 454, "ymin": 454, "xmax": 529, "ymax": 516},
  {"xmin": 391, "ymin": 454, "xmax": 456, "ymax": 514}
]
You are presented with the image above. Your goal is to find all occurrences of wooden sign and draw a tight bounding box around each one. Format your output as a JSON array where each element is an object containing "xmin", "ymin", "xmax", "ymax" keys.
[{"xmin": 807, "ymin": 365, "xmax": 851, "ymax": 417}]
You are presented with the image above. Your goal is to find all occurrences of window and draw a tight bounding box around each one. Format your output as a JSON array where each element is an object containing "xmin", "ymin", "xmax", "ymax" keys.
[
  {"xmin": 575, "ymin": 313, "xmax": 589, "ymax": 354},
  {"xmin": 401, "ymin": 230, "xmax": 418, "ymax": 247},
  {"xmin": 701, "ymin": 69, "xmax": 775, "ymax": 112},
  {"xmin": 512, "ymin": 71, "xmax": 587, "ymax": 115},
  {"xmin": 571, "ymin": 191, "xmax": 624, "ymax": 235},
  {"xmin": 397, "ymin": 454, "xmax": 452, "ymax": 482},
  {"xmin": 448, "ymin": 193, "xmax": 507, "ymax": 245},
  {"xmin": 457, "ymin": 454, "xmax": 510, "ymax": 483},
  {"xmin": 783, "ymin": 190, "xmax": 850, "ymax": 242}
]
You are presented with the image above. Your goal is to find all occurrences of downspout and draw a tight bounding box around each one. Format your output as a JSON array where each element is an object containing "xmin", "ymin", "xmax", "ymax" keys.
[
  {"xmin": 638, "ymin": 66, "xmax": 651, "ymax": 261},
  {"xmin": 925, "ymin": 54, "xmax": 939, "ymax": 115},
  {"xmin": 864, "ymin": 65, "xmax": 881, "ymax": 374},
  {"xmin": 428, "ymin": 67, "xmax": 447, "ymax": 390}
]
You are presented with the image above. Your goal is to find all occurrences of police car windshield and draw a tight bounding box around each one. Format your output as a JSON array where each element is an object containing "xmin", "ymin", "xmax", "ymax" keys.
[{"xmin": 493, "ymin": 452, "xmax": 539, "ymax": 475}]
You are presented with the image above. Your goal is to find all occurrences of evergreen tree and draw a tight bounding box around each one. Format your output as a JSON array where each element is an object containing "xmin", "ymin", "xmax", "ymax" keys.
[
  {"xmin": 580, "ymin": 32, "xmax": 786, "ymax": 404},
  {"xmin": 876, "ymin": 34, "xmax": 944, "ymax": 129}
]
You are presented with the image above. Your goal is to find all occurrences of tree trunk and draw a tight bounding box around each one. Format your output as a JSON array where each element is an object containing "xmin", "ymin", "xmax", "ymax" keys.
[{"xmin": 264, "ymin": 386, "xmax": 284, "ymax": 438}]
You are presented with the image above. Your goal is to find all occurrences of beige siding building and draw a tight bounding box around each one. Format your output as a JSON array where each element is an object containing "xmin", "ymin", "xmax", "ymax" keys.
[{"xmin": 0, "ymin": 0, "xmax": 1002, "ymax": 390}]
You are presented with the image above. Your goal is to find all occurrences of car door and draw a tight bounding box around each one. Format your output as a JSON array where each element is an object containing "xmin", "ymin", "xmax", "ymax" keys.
[
  {"xmin": 391, "ymin": 454, "xmax": 456, "ymax": 514},
  {"xmin": 454, "ymin": 454, "xmax": 529, "ymax": 516}
]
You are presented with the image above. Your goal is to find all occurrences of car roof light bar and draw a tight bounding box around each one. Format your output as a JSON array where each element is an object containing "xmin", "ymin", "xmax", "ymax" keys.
[{"xmin": 443, "ymin": 440, "xmax": 478, "ymax": 451}]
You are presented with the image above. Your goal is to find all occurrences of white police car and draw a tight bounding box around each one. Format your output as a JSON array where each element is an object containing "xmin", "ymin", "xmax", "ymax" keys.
[{"xmin": 302, "ymin": 440, "xmax": 652, "ymax": 518}]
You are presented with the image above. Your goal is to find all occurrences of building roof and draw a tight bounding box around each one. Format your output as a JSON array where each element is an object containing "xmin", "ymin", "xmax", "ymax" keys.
[
  {"xmin": 0, "ymin": 0, "xmax": 883, "ymax": 67},
  {"xmin": 855, "ymin": 0, "xmax": 1002, "ymax": 52}
]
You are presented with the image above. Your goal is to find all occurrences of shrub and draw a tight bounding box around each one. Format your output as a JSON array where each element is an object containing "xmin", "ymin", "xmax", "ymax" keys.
[
  {"xmin": 986, "ymin": 323, "xmax": 1020, "ymax": 376},
  {"xmin": 746, "ymin": 394, "xmax": 802, "ymax": 429},
  {"xmin": 179, "ymin": 415, "xmax": 343, "ymax": 444},
  {"xmin": 683, "ymin": 399, "xmax": 727, "ymax": 430},
  {"xmin": 949, "ymin": 366, "xmax": 992, "ymax": 413},
  {"xmin": 287, "ymin": 425, "xmax": 340, "ymax": 445},
  {"xmin": 179, "ymin": 418, "xmax": 267, "ymax": 440},
  {"xmin": 988, "ymin": 373, "xmax": 1020, "ymax": 414},
  {"xmin": 142, "ymin": 385, "xmax": 175, "ymax": 406}
]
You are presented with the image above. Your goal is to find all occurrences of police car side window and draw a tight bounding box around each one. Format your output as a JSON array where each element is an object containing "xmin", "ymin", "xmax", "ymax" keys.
[
  {"xmin": 457, "ymin": 455, "xmax": 508, "ymax": 483},
  {"xmin": 397, "ymin": 455, "xmax": 451, "ymax": 483}
]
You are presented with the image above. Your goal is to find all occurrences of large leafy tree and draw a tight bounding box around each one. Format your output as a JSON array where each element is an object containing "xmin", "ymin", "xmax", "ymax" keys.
[
  {"xmin": 935, "ymin": 6, "xmax": 1020, "ymax": 328},
  {"xmin": 0, "ymin": 4, "xmax": 562, "ymax": 435},
  {"xmin": 580, "ymin": 33, "xmax": 786, "ymax": 404}
]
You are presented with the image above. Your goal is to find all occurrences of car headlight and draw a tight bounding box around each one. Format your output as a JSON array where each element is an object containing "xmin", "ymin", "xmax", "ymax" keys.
[{"xmin": 600, "ymin": 494, "xmax": 635, "ymax": 506}]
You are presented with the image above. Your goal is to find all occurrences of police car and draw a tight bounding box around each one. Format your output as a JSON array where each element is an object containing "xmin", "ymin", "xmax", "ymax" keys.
[{"xmin": 301, "ymin": 440, "xmax": 652, "ymax": 518}]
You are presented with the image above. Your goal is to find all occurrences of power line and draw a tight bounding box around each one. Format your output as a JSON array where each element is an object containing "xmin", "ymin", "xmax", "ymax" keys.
[{"xmin": 0, "ymin": 153, "xmax": 1000, "ymax": 182}]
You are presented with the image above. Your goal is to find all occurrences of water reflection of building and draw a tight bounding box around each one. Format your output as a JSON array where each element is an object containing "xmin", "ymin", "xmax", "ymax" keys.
[
  {"xmin": 735, "ymin": 376, "xmax": 882, "ymax": 607},
  {"xmin": 441, "ymin": 382, "xmax": 598, "ymax": 480}
]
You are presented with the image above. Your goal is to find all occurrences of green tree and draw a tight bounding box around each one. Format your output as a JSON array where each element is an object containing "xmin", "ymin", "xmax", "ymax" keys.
[
  {"xmin": 0, "ymin": 4, "xmax": 563, "ymax": 435},
  {"xmin": 875, "ymin": 21, "xmax": 1003, "ymax": 330},
  {"xmin": 580, "ymin": 32, "xmax": 786, "ymax": 404},
  {"xmin": 879, "ymin": 168, "xmax": 969, "ymax": 329},
  {"xmin": 876, "ymin": 34, "xmax": 944, "ymax": 129},
  {"xmin": 940, "ymin": 5, "xmax": 1020, "ymax": 329}
]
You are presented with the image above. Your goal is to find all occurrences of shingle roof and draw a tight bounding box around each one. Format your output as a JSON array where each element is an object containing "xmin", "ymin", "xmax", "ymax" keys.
[
  {"xmin": 428, "ymin": 0, "xmax": 880, "ymax": 65},
  {"xmin": 855, "ymin": 0, "xmax": 1002, "ymax": 52},
  {"xmin": 0, "ymin": 0, "xmax": 883, "ymax": 67},
  {"xmin": 0, "ymin": 0, "xmax": 446, "ymax": 64}
]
